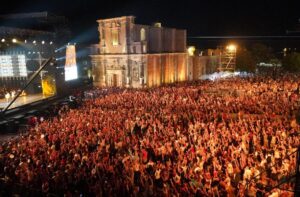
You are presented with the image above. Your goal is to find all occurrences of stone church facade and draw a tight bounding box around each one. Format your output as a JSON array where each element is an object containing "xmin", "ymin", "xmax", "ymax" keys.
[{"xmin": 90, "ymin": 16, "xmax": 188, "ymax": 88}]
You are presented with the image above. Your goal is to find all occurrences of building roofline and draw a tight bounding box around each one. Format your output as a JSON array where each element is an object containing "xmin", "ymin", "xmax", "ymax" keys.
[
  {"xmin": 96, "ymin": 16, "xmax": 186, "ymax": 31},
  {"xmin": 90, "ymin": 52, "xmax": 187, "ymax": 57},
  {"xmin": 97, "ymin": 16, "xmax": 135, "ymax": 23}
]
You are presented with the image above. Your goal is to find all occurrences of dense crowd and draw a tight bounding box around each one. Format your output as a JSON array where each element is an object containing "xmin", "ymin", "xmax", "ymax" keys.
[{"xmin": 0, "ymin": 74, "xmax": 299, "ymax": 196}]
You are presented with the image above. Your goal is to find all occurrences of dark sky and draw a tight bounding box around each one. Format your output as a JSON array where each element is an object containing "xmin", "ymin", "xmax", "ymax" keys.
[{"xmin": 0, "ymin": 0, "xmax": 299, "ymax": 45}]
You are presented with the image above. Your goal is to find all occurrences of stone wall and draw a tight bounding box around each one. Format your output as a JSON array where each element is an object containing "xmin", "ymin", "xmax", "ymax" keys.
[{"xmin": 147, "ymin": 53, "xmax": 187, "ymax": 87}]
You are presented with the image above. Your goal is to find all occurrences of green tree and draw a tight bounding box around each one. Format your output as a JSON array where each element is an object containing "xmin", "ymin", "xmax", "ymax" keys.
[
  {"xmin": 282, "ymin": 52, "xmax": 300, "ymax": 72},
  {"xmin": 250, "ymin": 43, "xmax": 275, "ymax": 64},
  {"xmin": 236, "ymin": 47, "xmax": 256, "ymax": 72}
]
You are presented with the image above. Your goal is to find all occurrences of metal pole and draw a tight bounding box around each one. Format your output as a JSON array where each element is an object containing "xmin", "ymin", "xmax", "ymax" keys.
[{"xmin": 295, "ymin": 146, "xmax": 300, "ymax": 196}]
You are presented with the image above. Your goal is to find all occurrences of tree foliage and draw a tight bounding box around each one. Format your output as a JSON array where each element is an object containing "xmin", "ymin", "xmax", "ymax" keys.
[
  {"xmin": 282, "ymin": 52, "xmax": 300, "ymax": 72},
  {"xmin": 236, "ymin": 48, "xmax": 256, "ymax": 72},
  {"xmin": 250, "ymin": 43, "xmax": 274, "ymax": 64},
  {"xmin": 236, "ymin": 43, "xmax": 275, "ymax": 72}
]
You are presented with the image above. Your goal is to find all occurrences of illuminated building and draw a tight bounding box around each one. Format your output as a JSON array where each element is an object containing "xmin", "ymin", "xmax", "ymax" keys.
[
  {"xmin": 187, "ymin": 47, "xmax": 222, "ymax": 80},
  {"xmin": 91, "ymin": 16, "xmax": 187, "ymax": 88}
]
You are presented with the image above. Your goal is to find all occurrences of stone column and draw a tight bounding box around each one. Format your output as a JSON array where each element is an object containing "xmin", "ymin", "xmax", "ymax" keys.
[
  {"xmin": 143, "ymin": 55, "xmax": 147, "ymax": 87},
  {"xmin": 126, "ymin": 57, "xmax": 131, "ymax": 87},
  {"xmin": 100, "ymin": 58, "xmax": 107, "ymax": 86}
]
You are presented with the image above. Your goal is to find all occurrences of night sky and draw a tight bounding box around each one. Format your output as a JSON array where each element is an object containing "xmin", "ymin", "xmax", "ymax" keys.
[{"xmin": 0, "ymin": 0, "xmax": 299, "ymax": 45}]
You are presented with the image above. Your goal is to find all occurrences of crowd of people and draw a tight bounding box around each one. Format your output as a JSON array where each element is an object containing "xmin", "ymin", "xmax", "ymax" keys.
[{"xmin": 0, "ymin": 74, "xmax": 299, "ymax": 196}]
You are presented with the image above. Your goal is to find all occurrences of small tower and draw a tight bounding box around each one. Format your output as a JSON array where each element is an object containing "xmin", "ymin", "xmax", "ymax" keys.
[{"xmin": 218, "ymin": 44, "xmax": 237, "ymax": 72}]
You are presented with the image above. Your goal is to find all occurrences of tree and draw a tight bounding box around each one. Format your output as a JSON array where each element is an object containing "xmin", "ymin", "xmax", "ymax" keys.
[
  {"xmin": 236, "ymin": 47, "xmax": 256, "ymax": 72},
  {"xmin": 236, "ymin": 43, "xmax": 275, "ymax": 72},
  {"xmin": 250, "ymin": 43, "xmax": 275, "ymax": 64},
  {"xmin": 282, "ymin": 52, "xmax": 300, "ymax": 72}
]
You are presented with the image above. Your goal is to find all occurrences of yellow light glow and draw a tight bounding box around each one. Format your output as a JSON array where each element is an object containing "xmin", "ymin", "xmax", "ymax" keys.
[
  {"xmin": 1, "ymin": 38, "xmax": 5, "ymax": 42},
  {"xmin": 226, "ymin": 44, "xmax": 236, "ymax": 52},
  {"xmin": 112, "ymin": 29, "xmax": 119, "ymax": 46},
  {"xmin": 187, "ymin": 46, "xmax": 196, "ymax": 56},
  {"xmin": 42, "ymin": 75, "xmax": 56, "ymax": 96},
  {"xmin": 12, "ymin": 38, "xmax": 17, "ymax": 43}
]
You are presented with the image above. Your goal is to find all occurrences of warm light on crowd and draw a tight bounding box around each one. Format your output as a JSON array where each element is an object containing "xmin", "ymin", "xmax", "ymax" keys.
[{"xmin": 0, "ymin": 74, "xmax": 299, "ymax": 196}]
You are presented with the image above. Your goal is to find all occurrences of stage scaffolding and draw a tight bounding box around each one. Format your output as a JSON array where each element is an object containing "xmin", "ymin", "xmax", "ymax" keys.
[{"xmin": 218, "ymin": 45, "xmax": 236, "ymax": 72}]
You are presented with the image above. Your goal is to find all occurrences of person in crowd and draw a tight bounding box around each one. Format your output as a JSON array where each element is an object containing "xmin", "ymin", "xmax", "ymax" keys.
[{"xmin": 0, "ymin": 73, "xmax": 299, "ymax": 196}]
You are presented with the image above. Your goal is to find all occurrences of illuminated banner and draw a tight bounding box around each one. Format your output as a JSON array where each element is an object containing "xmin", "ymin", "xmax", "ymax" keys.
[
  {"xmin": 0, "ymin": 55, "xmax": 27, "ymax": 77},
  {"xmin": 65, "ymin": 45, "xmax": 78, "ymax": 81},
  {"xmin": 17, "ymin": 55, "xmax": 27, "ymax": 77},
  {"xmin": 0, "ymin": 55, "xmax": 13, "ymax": 77}
]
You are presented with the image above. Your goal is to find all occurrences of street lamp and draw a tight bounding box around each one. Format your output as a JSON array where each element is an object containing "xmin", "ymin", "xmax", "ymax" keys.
[
  {"xmin": 187, "ymin": 46, "xmax": 196, "ymax": 56},
  {"xmin": 226, "ymin": 44, "xmax": 237, "ymax": 52}
]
